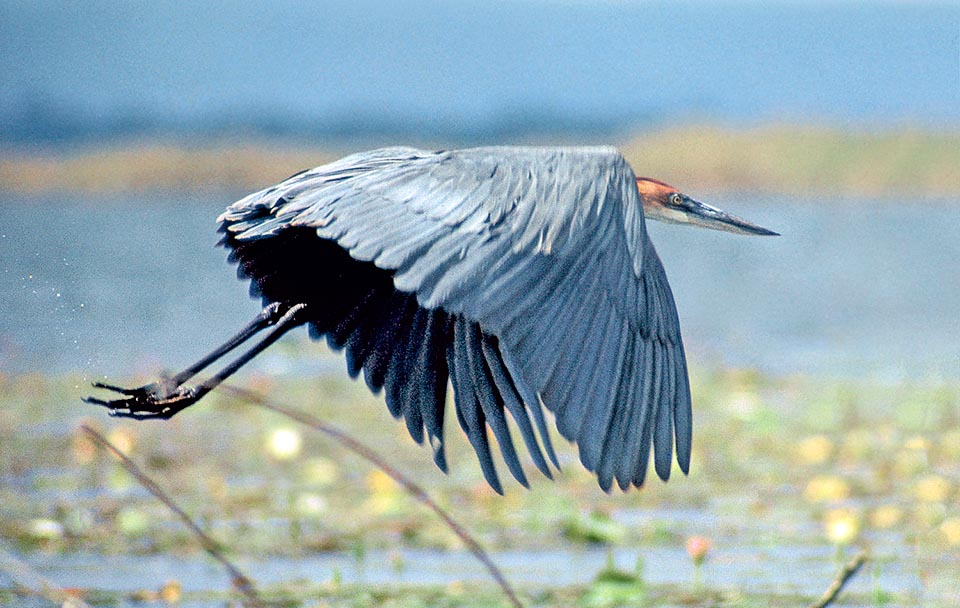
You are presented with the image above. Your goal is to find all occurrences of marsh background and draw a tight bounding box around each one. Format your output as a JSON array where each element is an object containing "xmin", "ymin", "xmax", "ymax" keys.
[{"xmin": 1, "ymin": 2, "xmax": 959, "ymax": 606}]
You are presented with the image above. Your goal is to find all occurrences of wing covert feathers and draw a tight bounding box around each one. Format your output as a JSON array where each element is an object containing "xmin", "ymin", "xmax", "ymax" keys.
[{"xmin": 220, "ymin": 146, "xmax": 692, "ymax": 491}]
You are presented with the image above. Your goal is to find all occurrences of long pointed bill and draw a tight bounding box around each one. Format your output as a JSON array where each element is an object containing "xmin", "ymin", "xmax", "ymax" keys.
[{"xmin": 679, "ymin": 198, "xmax": 779, "ymax": 236}]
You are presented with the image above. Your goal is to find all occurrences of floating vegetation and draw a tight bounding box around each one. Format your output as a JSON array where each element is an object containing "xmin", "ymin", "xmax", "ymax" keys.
[{"xmin": 1, "ymin": 368, "xmax": 958, "ymax": 606}]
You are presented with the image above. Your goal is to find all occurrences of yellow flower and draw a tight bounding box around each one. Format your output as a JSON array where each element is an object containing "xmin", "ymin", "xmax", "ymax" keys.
[
  {"xmin": 939, "ymin": 518, "xmax": 960, "ymax": 545},
  {"xmin": 869, "ymin": 505, "xmax": 903, "ymax": 529},
  {"xmin": 913, "ymin": 475, "xmax": 951, "ymax": 503},
  {"xmin": 823, "ymin": 509, "xmax": 861, "ymax": 546},
  {"xmin": 365, "ymin": 469, "xmax": 398, "ymax": 494},
  {"xmin": 804, "ymin": 475, "xmax": 850, "ymax": 502},
  {"xmin": 903, "ymin": 435, "xmax": 930, "ymax": 451},
  {"xmin": 797, "ymin": 435, "xmax": 833, "ymax": 465},
  {"xmin": 364, "ymin": 470, "xmax": 404, "ymax": 515},
  {"xmin": 107, "ymin": 426, "xmax": 136, "ymax": 454},
  {"xmin": 158, "ymin": 580, "xmax": 182, "ymax": 604}
]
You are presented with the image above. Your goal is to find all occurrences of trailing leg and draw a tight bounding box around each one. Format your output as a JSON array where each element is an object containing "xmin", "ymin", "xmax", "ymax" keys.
[{"xmin": 84, "ymin": 302, "xmax": 306, "ymax": 419}]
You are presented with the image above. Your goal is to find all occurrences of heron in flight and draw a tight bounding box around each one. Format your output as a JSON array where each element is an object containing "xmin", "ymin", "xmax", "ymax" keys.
[{"xmin": 86, "ymin": 146, "xmax": 777, "ymax": 493}]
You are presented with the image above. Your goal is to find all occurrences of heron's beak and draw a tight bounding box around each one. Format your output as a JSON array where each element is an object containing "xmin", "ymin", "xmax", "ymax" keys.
[{"xmin": 672, "ymin": 197, "xmax": 779, "ymax": 236}]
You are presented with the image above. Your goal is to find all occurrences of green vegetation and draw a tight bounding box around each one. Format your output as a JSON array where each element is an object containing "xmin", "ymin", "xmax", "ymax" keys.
[
  {"xmin": 1, "ymin": 351, "xmax": 959, "ymax": 606},
  {"xmin": 2, "ymin": 126, "xmax": 957, "ymax": 197}
]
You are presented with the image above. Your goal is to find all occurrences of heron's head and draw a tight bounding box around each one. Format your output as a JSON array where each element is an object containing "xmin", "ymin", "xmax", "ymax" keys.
[{"xmin": 636, "ymin": 177, "xmax": 778, "ymax": 236}]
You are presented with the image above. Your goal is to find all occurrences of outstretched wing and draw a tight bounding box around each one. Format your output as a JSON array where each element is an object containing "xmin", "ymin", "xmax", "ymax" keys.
[{"xmin": 221, "ymin": 146, "xmax": 691, "ymax": 491}]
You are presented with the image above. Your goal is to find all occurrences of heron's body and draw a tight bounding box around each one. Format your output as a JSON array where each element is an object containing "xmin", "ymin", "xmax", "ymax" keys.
[{"xmin": 88, "ymin": 145, "xmax": 776, "ymax": 493}]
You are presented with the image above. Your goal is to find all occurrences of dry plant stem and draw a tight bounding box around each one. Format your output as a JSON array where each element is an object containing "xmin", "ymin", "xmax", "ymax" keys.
[
  {"xmin": 222, "ymin": 385, "xmax": 525, "ymax": 608},
  {"xmin": 808, "ymin": 550, "xmax": 868, "ymax": 608},
  {"xmin": 0, "ymin": 541, "xmax": 94, "ymax": 608},
  {"xmin": 80, "ymin": 425, "xmax": 263, "ymax": 607}
]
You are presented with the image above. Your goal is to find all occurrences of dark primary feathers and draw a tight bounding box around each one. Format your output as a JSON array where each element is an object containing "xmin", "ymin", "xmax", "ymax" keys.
[{"xmin": 218, "ymin": 146, "xmax": 691, "ymax": 492}]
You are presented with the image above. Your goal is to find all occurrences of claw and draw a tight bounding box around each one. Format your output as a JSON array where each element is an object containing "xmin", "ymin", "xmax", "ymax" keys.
[
  {"xmin": 84, "ymin": 380, "xmax": 199, "ymax": 420},
  {"xmin": 82, "ymin": 395, "xmax": 114, "ymax": 408},
  {"xmin": 91, "ymin": 380, "xmax": 164, "ymax": 397}
]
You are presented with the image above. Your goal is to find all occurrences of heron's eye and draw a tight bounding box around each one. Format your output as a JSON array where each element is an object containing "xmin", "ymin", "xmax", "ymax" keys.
[{"xmin": 669, "ymin": 193, "xmax": 682, "ymax": 206}]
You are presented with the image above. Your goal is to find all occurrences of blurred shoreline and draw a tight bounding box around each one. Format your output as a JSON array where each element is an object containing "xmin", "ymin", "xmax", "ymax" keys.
[{"xmin": 1, "ymin": 125, "xmax": 958, "ymax": 198}]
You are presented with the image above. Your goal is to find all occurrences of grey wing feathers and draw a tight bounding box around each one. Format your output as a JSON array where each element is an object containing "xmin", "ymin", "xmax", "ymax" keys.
[{"xmin": 221, "ymin": 146, "xmax": 691, "ymax": 491}]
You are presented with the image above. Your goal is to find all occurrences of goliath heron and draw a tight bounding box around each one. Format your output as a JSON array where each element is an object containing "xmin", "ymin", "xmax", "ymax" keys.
[{"xmin": 85, "ymin": 146, "xmax": 777, "ymax": 492}]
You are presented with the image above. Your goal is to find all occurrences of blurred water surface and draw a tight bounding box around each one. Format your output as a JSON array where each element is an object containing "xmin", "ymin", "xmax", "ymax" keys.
[
  {"xmin": 1, "ymin": 192, "xmax": 957, "ymax": 380},
  {"xmin": 2, "ymin": 1, "xmax": 958, "ymax": 144}
]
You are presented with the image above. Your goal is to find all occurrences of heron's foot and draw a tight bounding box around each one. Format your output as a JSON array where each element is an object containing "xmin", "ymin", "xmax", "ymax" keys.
[{"xmin": 83, "ymin": 378, "xmax": 200, "ymax": 420}]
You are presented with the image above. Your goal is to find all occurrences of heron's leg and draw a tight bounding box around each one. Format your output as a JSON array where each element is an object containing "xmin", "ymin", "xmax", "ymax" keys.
[
  {"xmin": 170, "ymin": 301, "xmax": 289, "ymax": 385},
  {"xmin": 90, "ymin": 301, "xmax": 287, "ymax": 397},
  {"xmin": 84, "ymin": 303, "xmax": 308, "ymax": 420}
]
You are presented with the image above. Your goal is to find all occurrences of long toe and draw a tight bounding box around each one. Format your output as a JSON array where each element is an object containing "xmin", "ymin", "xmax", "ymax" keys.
[
  {"xmin": 82, "ymin": 395, "xmax": 117, "ymax": 407},
  {"xmin": 91, "ymin": 381, "xmax": 141, "ymax": 395}
]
